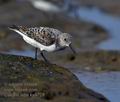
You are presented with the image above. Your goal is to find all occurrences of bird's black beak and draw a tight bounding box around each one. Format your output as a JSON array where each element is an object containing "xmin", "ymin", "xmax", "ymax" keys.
[{"xmin": 69, "ymin": 44, "xmax": 76, "ymax": 54}]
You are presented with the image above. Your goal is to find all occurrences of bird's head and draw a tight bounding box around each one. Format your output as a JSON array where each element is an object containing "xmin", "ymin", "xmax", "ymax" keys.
[
  {"xmin": 58, "ymin": 33, "xmax": 76, "ymax": 54},
  {"xmin": 59, "ymin": 33, "xmax": 72, "ymax": 47}
]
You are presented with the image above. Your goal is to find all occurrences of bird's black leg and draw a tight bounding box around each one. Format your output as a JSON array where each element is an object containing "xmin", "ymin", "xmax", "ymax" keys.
[
  {"xmin": 35, "ymin": 48, "xmax": 38, "ymax": 60},
  {"xmin": 40, "ymin": 51, "xmax": 49, "ymax": 63}
]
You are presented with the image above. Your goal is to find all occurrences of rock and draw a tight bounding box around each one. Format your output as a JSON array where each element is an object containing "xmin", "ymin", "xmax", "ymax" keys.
[{"xmin": 0, "ymin": 53, "xmax": 109, "ymax": 102}]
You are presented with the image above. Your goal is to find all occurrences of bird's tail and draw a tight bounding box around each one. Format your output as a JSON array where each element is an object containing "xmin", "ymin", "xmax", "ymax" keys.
[{"xmin": 8, "ymin": 25, "xmax": 20, "ymax": 31}]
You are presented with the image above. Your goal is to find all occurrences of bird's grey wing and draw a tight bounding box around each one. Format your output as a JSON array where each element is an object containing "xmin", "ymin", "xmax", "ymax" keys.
[{"xmin": 19, "ymin": 27, "xmax": 57, "ymax": 46}]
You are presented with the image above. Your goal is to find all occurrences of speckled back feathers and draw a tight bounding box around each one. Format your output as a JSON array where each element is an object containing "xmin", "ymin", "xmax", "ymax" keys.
[{"xmin": 10, "ymin": 25, "xmax": 62, "ymax": 46}]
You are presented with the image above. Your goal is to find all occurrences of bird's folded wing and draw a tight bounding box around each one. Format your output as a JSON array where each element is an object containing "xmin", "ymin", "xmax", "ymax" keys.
[{"xmin": 19, "ymin": 26, "xmax": 58, "ymax": 46}]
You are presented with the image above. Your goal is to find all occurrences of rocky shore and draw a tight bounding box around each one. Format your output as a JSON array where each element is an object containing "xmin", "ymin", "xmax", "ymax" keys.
[{"xmin": 0, "ymin": 53, "xmax": 109, "ymax": 102}]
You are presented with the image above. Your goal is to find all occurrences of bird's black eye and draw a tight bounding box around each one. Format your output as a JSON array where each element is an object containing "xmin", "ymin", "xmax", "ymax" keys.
[{"xmin": 64, "ymin": 38, "xmax": 67, "ymax": 41}]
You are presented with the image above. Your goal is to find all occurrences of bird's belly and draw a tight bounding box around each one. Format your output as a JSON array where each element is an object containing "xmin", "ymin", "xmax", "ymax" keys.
[
  {"xmin": 23, "ymin": 35, "xmax": 56, "ymax": 52},
  {"xmin": 23, "ymin": 36, "xmax": 38, "ymax": 47}
]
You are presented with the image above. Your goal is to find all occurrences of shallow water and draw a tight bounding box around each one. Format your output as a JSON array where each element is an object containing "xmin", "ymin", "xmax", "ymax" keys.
[
  {"xmin": 74, "ymin": 71, "xmax": 120, "ymax": 102},
  {"xmin": 3, "ymin": 50, "xmax": 34, "ymax": 57},
  {"xmin": 75, "ymin": 7, "xmax": 120, "ymax": 50}
]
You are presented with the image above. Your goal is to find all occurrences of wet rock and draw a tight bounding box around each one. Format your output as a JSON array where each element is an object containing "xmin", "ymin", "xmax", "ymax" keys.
[{"xmin": 0, "ymin": 53, "xmax": 109, "ymax": 102}]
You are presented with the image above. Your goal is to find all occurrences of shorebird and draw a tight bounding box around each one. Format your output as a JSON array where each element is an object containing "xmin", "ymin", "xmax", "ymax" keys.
[{"xmin": 9, "ymin": 25, "xmax": 76, "ymax": 63}]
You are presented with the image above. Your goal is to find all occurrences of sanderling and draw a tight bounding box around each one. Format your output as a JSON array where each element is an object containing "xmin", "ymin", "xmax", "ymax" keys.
[{"xmin": 8, "ymin": 25, "xmax": 76, "ymax": 63}]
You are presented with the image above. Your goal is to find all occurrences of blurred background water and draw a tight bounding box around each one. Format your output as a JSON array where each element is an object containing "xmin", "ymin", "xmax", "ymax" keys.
[{"xmin": 0, "ymin": 0, "xmax": 120, "ymax": 102}]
